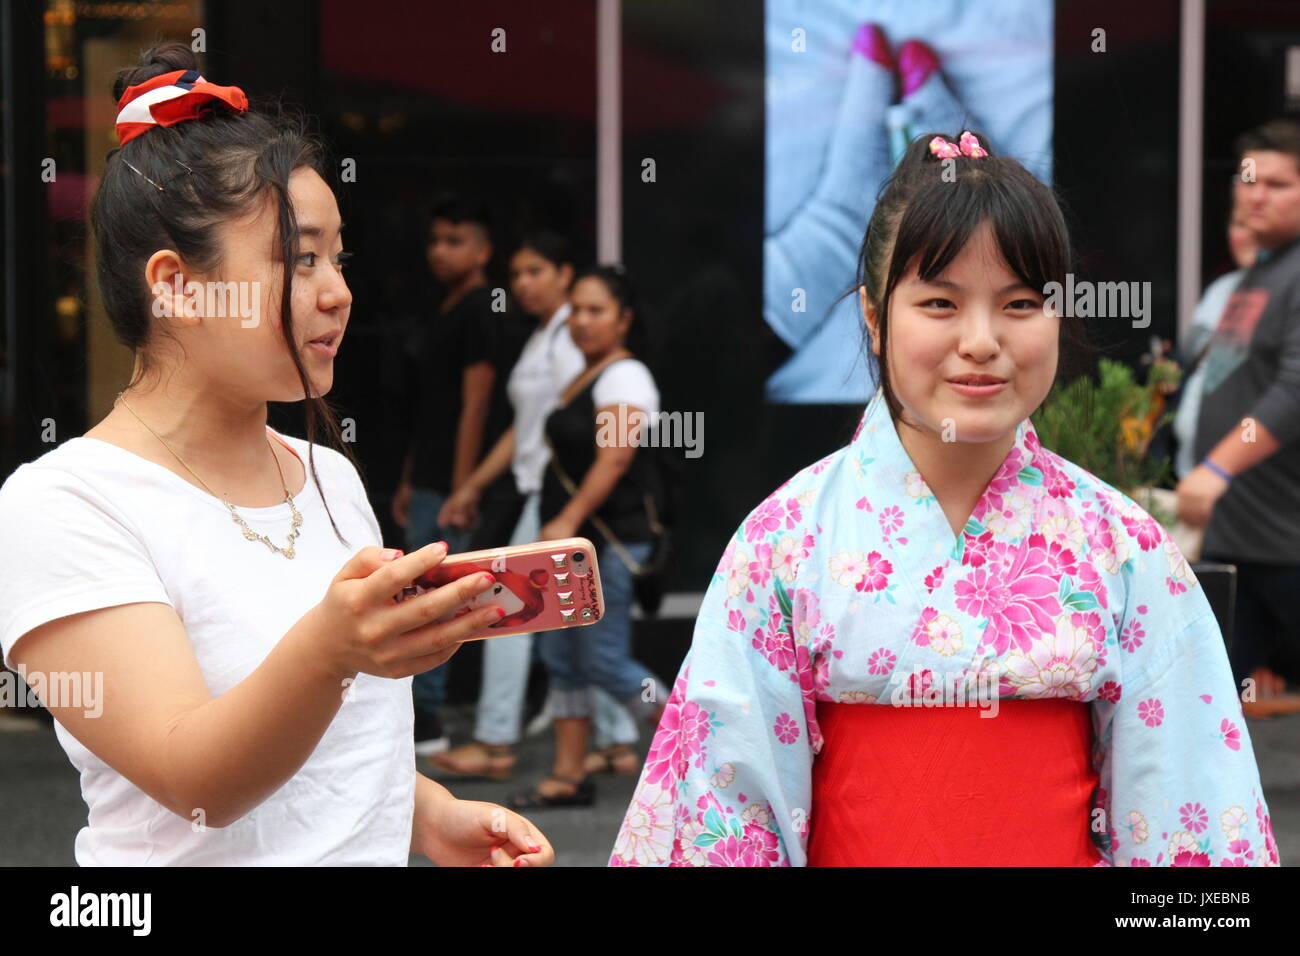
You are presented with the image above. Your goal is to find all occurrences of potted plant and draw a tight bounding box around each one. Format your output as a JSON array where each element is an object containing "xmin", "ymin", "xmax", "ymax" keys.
[{"xmin": 1031, "ymin": 340, "xmax": 1193, "ymax": 548}]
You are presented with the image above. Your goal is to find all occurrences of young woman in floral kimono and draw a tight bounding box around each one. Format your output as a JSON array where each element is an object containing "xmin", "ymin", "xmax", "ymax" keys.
[{"xmin": 609, "ymin": 131, "xmax": 1280, "ymax": 867}]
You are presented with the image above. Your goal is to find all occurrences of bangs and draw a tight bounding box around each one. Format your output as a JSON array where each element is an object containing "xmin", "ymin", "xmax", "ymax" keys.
[{"xmin": 886, "ymin": 165, "xmax": 1071, "ymax": 299}]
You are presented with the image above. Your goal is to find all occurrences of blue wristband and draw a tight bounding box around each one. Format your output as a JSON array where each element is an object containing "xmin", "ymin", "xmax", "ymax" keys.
[{"xmin": 1201, "ymin": 458, "xmax": 1233, "ymax": 483}]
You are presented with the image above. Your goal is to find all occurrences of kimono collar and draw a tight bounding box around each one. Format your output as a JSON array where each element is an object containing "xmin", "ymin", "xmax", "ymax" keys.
[
  {"xmin": 850, "ymin": 387, "xmax": 1039, "ymax": 474},
  {"xmin": 848, "ymin": 386, "xmax": 1046, "ymax": 563}
]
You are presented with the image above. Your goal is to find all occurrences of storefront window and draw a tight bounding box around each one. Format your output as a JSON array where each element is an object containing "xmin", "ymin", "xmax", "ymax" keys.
[{"xmin": 42, "ymin": 0, "xmax": 203, "ymax": 433}]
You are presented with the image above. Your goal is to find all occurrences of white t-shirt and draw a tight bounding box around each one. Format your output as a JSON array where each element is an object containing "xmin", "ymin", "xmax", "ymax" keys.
[
  {"xmin": 507, "ymin": 303, "xmax": 585, "ymax": 495},
  {"xmin": 592, "ymin": 358, "xmax": 660, "ymax": 421},
  {"xmin": 0, "ymin": 429, "xmax": 415, "ymax": 866}
]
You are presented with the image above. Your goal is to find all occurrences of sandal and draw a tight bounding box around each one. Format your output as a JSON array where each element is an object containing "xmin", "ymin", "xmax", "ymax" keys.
[
  {"xmin": 509, "ymin": 774, "xmax": 595, "ymax": 809},
  {"xmin": 584, "ymin": 744, "xmax": 640, "ymax": 776},
  {"xmin": 424, "ymin": 740, "xmax": 517, "ymax": 781}
]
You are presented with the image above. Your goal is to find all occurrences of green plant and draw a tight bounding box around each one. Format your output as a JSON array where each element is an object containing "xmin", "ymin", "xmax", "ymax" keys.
[{"xmin": 1031, "ymin": 355, "xmax": 1179, "ymax": 498}]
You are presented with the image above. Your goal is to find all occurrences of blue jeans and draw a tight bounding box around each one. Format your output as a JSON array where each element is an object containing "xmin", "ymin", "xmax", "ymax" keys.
[
  {"xmin": 406, "ymin": 487, "xmax": 471, "ymax": 714},
  {"xmin": 473, "ymin": 494, "xmax": 640, "ymax": 747},
  {"xmin": 539, "ymin": 541, "xmax": 663, "ymax": 722}
]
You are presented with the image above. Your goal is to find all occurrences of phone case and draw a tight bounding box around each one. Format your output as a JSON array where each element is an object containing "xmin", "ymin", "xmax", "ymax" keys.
[{"xmin": 402, "ymin": 537, "xmax": 605, "ymax": 641}]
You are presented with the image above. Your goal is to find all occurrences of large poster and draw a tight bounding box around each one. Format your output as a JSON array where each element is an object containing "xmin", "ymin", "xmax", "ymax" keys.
[{"xmin": 764, "ymin": 0, "xmax": 1055, "ymax": 403}]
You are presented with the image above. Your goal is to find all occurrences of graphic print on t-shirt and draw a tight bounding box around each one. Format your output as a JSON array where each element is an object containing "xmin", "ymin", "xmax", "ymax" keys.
[{"xmin": 1200, "ymin": 288, "xmax": 1269, "ymax": 397}]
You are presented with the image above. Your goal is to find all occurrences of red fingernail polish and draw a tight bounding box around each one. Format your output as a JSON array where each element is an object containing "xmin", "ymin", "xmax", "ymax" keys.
[
  {"xmin": 514, "ymin": 859, "xmax": 523, "ymax": 867},
  {"xmin": 482, "ymin": 572, "xmax": 496, "ymax": 585},
  {"xmin": 529, "ymin": 845, "xmax": 542, "ymax": 853},
  {"xmin": 496, "ymin": 607, "xmax": 507, "ymax": 619}
]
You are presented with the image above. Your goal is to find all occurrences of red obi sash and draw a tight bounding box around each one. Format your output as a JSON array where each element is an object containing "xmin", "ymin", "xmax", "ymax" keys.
[{"xmin": 807, "ymin": 698, "xmax": 1102, "ymax": 866}]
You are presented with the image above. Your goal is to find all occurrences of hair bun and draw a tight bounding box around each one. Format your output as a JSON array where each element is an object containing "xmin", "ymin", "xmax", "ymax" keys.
[{"xmin": 112, "ymin": 41, "xmax": 199, "ymax": 104}]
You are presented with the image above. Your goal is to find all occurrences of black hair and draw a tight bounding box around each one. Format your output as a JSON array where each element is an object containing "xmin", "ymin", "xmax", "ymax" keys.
[
  {"xmin": 427, "ymin": 193, "xmax": 493, "ymax": 241},
  {"xmin": 90, "ymin": 41, "xmax": 355, "ymax": 546},
  {"xmin": 572, "ymin": 264, "xmax": 647, "ymax": 358},
  {"xmin": 856, "ymin": 130, "xmax": 1093, "ymax": 427},
  {"xmin": 513, "ymin": 230, "xmax": 573, "ymax": 272},
  {"xmin": 1235, "ymin": 118, "xmax": 1300, "ymax": 175}
]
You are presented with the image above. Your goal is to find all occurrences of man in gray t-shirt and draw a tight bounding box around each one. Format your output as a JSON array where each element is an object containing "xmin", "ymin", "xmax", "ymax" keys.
[{"xmin": 1180, "ymin": 119, "xmax": 1300, "ymax": 714}]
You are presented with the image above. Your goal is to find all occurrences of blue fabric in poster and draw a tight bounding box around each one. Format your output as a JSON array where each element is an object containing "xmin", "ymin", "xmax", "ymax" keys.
[{"xmin": 764, "ymin": 0, "xmax": 1054, "ymax": 403}]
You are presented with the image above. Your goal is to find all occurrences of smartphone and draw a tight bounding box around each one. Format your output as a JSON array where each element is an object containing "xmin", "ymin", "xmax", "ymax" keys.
[{"xmin": 397, "ymin": 537, "xmax": 605, "ymax": 641}]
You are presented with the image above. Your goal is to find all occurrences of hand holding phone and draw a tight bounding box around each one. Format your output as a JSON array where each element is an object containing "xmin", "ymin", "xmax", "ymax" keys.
[
  {"xmin": 396, "ymin": 537, "xmax": 606, "ymax": 642},
  {"xmin": 310, "ymin": 542, "xmax": 504, "ymax": 681}
]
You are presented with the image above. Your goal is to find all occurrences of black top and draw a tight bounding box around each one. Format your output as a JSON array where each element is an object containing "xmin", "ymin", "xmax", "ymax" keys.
[
  {"xmin": 406, "ymin": 286, "xmax": 495, "ymax": 493},
  {"xmin": 541, "ymin": 363, "xmax": 662, "ymax": 544}
]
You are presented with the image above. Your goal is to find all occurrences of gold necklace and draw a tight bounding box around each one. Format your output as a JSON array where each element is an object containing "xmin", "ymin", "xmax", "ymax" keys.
[{"xmin": 115, "ymin": 392, "xmax": 303, "ymax": 559}]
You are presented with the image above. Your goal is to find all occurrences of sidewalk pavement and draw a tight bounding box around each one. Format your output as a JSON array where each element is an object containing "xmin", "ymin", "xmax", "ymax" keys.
[{"xmin": 2, "ymin": 704, "xmax": 1296, "ymax": 866}]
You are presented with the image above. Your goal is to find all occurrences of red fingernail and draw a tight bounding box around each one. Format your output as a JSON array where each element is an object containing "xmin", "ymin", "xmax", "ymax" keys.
[
  {"xmin": 383, "ymin": 549, "xmax": 403, "ymax": 561},
  {"xmin": 496, "ymin": 607, "xmax": 506, "ymax": 619},
  {"xmin": 481, "ymin": 572, "xmax": 496, "ymax": 585},
  {"xmin": 435, "ymin": 540, "xmax": 447, "ymax": 550},
  {"xmin": 514, "ymin": 858, "xmax": 523, "ymax": 867},
  {"xmin": 529, "ymin": 844, "xmax": 542, "ymax": 853}
]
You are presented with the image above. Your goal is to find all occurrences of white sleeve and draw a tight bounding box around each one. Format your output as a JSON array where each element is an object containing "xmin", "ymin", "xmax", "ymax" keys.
[
  {"xmin": 340, "ymin": 456, "xmax": 384, "ymax": 548},
  {"xmin": 553, "ymin": 326, "xmax": 588, "ymax": 396},
  {"xmin": 0, "ymin": 465, "xmax": 173, "ymax": 670},
  {"xmin": 301, "ymin": 441, "xmax": 384, "ymax": 550},
  {"xmin": 593, "ymin": 360, "xmax": 660, "ymax": 417}
]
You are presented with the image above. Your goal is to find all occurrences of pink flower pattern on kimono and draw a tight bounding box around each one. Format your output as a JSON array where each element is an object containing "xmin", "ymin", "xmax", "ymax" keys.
[
  {"xmin": 705, "ymin": 823, "xmax": 783, "ymax": 866},
  {"xmin": 960, "ymin": 529, "xmax": 996, "ymax": 568},
  {"xmin": 1258, "ymin": 800, "xmax": 1279, "ymax": 865},
  {"xmin": 642, "ymin": 671, "xmax": 712, "ymax": 790},
  {"xmin": 957, "ymin": 535, "xmax": 1063, "ymax": 656},
  {"xmin": 744, "ymin": 496, "xmax": 785, "ymax": 543},
  {"xmin": 878, "ymin": 505, "xmax": 904, "ymax": 540},
  {"xmin": 1122, "ymin": 512, "xmax": 1164, "ymax": 551},
  {"xmin": 751, "ymin": 598, "xmax": 796, "ymax": 673},
  {"xmin": 1120, "ymin": 618, "xmax": 1146, "ymax": 653},
  {"xmin": 855, "ymin": 551, "xmax": 894, "ymax": 593},
  {"xmin": 868, "ymin": 647, "xmax": 897, "ymax": 674},
  {"xmin": 1179, "ymin": 802, "xmax": 1208, "ymax": 833},
  {"xmin": 1137, "ymin": 698, "xmax": 1165, "ymax": 727},
  {"xmin": 924, "ymin": 564, "xmax": 945, "ymax": 593},
  {"xmin": 784, "ymin": 496, "xmax": 803, "ymax": 529},
  {"xmin": 747, "ymin": 542, "xmax": 773, "ymax": 598},
  {"xmin": 1040, "ymin": 457, "xmax": 1078, "ymax": 498}
]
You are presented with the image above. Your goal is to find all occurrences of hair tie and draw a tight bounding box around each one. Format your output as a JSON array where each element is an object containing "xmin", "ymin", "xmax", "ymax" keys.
[
  {"xmin": 928, "ymin": 130, "xmax": 988, "ymax": 160},
  {"xmin": 115, "ymin": 69, "xmax": 248, "ymax": 146}
]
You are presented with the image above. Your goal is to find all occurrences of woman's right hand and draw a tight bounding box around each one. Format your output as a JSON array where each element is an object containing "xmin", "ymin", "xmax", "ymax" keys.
[
  {"xmin": 439, "ymin": 485, "xmax": 480, "ymax": 530},
  {"xmin": 310, "ymin": 541, "xmax": 503, "ymax": 682}
]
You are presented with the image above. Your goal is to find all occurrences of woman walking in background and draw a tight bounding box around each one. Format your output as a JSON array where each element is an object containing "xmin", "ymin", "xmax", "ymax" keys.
[{"xmin": 510, "ymin": 266, "xmax": 667, "ymax": 807}]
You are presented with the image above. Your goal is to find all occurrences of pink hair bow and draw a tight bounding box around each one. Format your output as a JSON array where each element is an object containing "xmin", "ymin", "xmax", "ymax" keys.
[{"xmin": 928, "ymin": 130, "xmax": 988, "ymax": 159}]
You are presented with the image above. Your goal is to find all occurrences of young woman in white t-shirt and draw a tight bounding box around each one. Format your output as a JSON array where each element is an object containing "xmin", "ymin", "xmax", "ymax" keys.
[{"xmin": 0, "ymin": 43, "xmax": 554, "ymax": 867}]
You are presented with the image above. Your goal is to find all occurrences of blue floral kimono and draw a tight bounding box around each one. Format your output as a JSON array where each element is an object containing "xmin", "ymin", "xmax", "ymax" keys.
[{"xmin": 609, "ymin": 388, "xmax": 1279, "ymax": 866}]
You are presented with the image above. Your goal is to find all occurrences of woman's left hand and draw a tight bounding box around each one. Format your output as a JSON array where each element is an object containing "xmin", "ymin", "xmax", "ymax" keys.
[
  {"xmin": 414, "ymin": 797, "xmax": 554, "ymax": 867},
  {"xmin": 539, "ymin": 515, "xmax": 579, "ymax": 542}
]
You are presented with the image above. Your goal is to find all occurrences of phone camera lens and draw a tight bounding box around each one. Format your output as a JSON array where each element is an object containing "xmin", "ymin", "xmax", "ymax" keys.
[{"xmin": 572, "ymin": 552, "xmax": 586, "ymax": 564}]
